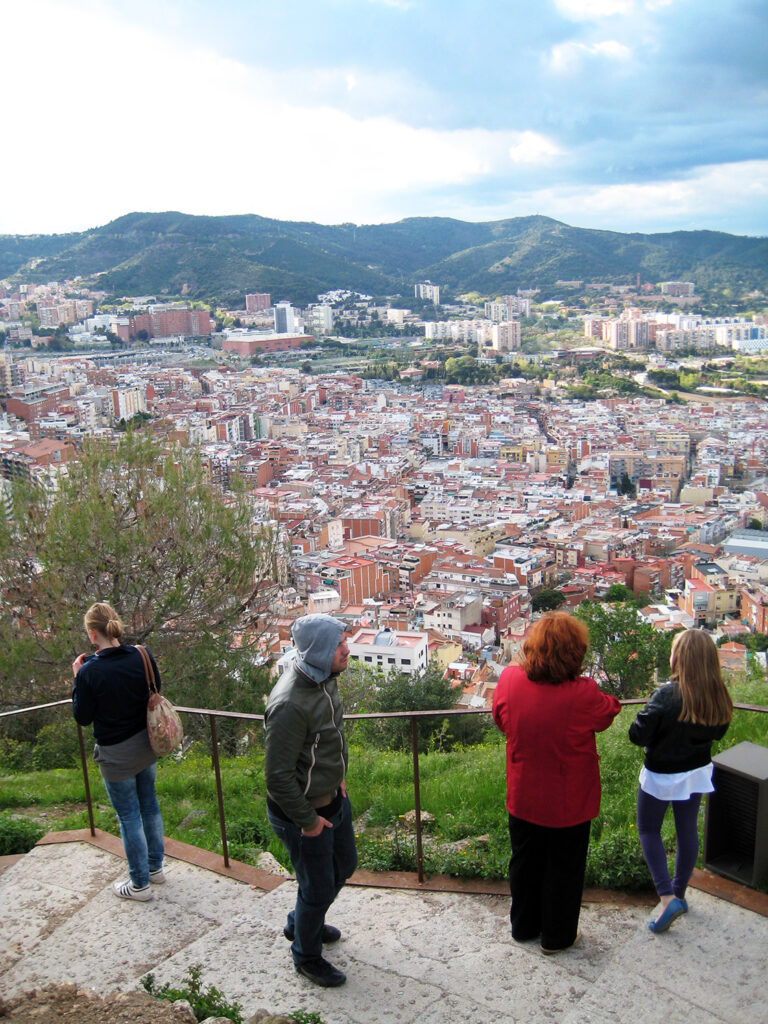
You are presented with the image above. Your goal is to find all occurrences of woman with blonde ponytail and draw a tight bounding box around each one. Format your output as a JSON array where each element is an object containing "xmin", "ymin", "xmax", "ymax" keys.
[
  {"xmin": 72, "ymin": 602, "xmax": 166, "ymax": 902},
  {"xmin": 629, "ymin": 629, "xmax": 732, "ymax": 934}
]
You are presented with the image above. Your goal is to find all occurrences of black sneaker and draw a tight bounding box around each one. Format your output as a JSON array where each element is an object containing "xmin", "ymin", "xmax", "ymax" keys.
[
  {"xmin": 284, "ymin": 922, "xmax": 341, "ymax": 944},
  {"xmin": 295, "ymin": 957, "xmax": 346, "ymax": 987}
]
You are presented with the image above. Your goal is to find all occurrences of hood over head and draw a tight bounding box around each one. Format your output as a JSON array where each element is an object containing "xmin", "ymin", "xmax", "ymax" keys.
[{"xmin": 282, "ymin": 613, "xmax": 345, "ymax": 683}]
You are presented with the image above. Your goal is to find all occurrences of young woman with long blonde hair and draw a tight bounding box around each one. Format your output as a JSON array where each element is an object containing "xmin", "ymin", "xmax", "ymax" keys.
[
  {"xmin": 629, "ymin": 629, "xmax": 732, "ymax": 933},
  {"xmin": 72, "ymin": 602, "xmax": 166, "ymax": 902}
]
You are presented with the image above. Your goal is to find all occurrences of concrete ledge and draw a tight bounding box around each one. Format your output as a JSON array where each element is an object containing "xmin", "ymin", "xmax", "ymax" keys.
[
  {"xmin": 36, "ymin": 828, "xmax": 284, "ymax": 890},
  {"xmin": 0, "ymin": 853, "xmax": 24, "ymax": 878}
]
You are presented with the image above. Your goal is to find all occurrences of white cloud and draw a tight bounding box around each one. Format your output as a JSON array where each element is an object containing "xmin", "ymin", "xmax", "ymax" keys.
[
  {"xmin": 0, "ymin": 0, "xmax": 531, "ymax": 232},
  {"xmin": 508, "ymin": 131, "xmax": 562, "ymax": 164},
  {"xmin": 555, "ymin": 0, "xmax": 634, "ymax": 20},
  {"xmin": 484, "ymin": 161, "xmax": 768, "ymax": 234},
  {"xmin": 549, "ymin": 38, "xmax": 631, "ymax": 73}
]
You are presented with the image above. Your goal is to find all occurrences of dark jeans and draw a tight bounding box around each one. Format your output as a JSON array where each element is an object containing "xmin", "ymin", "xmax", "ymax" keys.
[
  {"xmin": 267, "ymin": 793, "xmax": 358, "ymax": 966},
  {"xmin": 102, "ymin": 763, "xmax": 164, "ymax": 889},
  {"xmin": 636, "ymin": 787, "xmax": 702, "ymax": 899},
  {"xmin": 507, "ymin": 814, "xmax": 591, "ymax": 950}
]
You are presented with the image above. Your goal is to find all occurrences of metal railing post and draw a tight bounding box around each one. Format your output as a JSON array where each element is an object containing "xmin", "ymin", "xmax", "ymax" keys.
[
  {"xmin": 76, "ymin": 723, "xmax": 96, "ymax": 836},
  {"xmin": 209, "ymin": 714, "xmax": 230, "ymax": 868},
  {"xmin": 411, "ymin": 716, "xmax": 424, "ymax": 883}
]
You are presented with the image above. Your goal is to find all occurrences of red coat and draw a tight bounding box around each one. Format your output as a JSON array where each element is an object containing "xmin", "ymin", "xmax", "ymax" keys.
[{"xmin": 492, "ymin": 665, "xmax": 621, "ymax": 828}]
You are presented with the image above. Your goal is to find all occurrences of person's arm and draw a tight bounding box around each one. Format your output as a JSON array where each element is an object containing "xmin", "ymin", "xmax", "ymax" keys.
[
  {"xmin": 491, "ymin": 670, "xmax": 511, "ymax": 732},
  {"xmin": 264, "ymin": 701, "xmax": 321, "ymax": 832},
  {"xmin": 585, "ymin": 681, "xmax": 622, "ymax": 732},
  {"xmin": 72, "ymin": 663, "xmax": 96, "ymax": 726},
  {"xmin": 628, "ymin": 687, "xmax": 666, "ymax": 747}
]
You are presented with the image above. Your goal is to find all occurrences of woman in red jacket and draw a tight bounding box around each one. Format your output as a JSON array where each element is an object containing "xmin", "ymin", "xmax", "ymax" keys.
[{"xmin": 492, "ymin": 612, "xmax": 621, "ymax": 954}]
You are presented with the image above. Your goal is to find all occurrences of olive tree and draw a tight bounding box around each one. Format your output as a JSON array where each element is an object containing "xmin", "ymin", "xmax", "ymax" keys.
[{"xmin": 0, "ymin": 431, "xmax": 277, "ymax": 721}]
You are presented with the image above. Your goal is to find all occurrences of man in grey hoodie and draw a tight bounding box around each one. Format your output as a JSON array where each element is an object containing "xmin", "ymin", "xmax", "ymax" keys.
[{"xmin": 265, "ymin": 614, "xmax": 358, "ymax": 988}]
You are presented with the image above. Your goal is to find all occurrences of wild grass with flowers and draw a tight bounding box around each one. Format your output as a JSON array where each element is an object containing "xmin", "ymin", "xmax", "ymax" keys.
[{"xmin": 1, "ymin": 677, "xmax": 766, "ymax": 891}]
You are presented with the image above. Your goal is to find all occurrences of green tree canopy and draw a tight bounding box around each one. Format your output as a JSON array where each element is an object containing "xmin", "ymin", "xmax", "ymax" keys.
[
  {"xmin": 358, "ymin": 664, "xmax": 489, "ymax": 752},
  {"xmin": 602, "ymin": 583, "xmax": 641, "ymax": 605},
  {"xmin": 532, "ymin": 589, "xmax": 566, "ymax": 613},
  {"xmin": 0, "ymin": 432, "xmax": 277, "ymax": 722},
  {"xmin": 575, "ymin": 601, "xmax": 677, "ymax": 698}
]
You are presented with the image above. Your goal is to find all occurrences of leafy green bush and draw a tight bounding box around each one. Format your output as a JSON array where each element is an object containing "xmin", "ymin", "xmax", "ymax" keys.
[
  {"xmin": 0, "ymin": 813, "xmax": 45, "ymax": 855},
  {"xmin": 141, "ymin": 964, "xmax": 242, "ymax": 1023},
  {"xmin": 587, "ymin": 824, "xmax": 652, "ymax": 890},
  {"xmin": 32, "ymin": 722, "xmax": 80, "ymax": 770},
  {"xmin": 0, "ymin": 737, "xmax": 35, "ymax": 773}
]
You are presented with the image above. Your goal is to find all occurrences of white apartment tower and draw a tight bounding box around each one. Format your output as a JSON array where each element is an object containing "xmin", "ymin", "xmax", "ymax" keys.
[
  {"xmin": 274, "ymin": 301, "xmax": 297, "ymax": 334},
  {"xmin": 415, "ymin": 281, "xmax": 440, "ymax": 305}
]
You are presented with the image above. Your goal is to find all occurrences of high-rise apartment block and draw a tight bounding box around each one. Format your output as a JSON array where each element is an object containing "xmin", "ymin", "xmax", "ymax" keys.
[
  {"xmin": 245, "ymin": 292, "xmax": 271, "ymax": 313},
  {"xmin": 485, "ymin": 295, "xmax": 531, "ymax": 321},
  {"xmin": 274, "ymin": 302, "xmax": 298, "ymax": 334},
  {"xmin": 490, "ymin": 321, "xmax": 521, "ymax": 352},
  {"xmin": 415, "ymin": 281, "xmax": 440, "ymax": 305},
  {"xmin": 309, "ymin": 304, "xmax": 334, "ymax": 336}
]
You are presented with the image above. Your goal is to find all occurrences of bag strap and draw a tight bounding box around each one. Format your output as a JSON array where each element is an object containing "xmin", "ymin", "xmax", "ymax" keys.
[{"xmin": 136, "ymin": 644, "xmax": 159, "ymax": 696}]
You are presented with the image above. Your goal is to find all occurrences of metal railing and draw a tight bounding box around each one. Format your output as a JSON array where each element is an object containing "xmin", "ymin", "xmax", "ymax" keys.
[{"xmin": 2, "ymin": 697, "xmax": 767, "ymax": 884}]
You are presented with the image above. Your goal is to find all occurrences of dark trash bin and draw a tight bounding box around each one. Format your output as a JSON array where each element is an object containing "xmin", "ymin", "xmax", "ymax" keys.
[{"xmin": 704, "ymin": 741, "xmax": 768, "ymax": 888}]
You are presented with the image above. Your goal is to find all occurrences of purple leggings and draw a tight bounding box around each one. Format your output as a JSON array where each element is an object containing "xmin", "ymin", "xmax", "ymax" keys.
[{"xmin": 636, "ymin": 787, "xmax": 702, "ymax": 899}]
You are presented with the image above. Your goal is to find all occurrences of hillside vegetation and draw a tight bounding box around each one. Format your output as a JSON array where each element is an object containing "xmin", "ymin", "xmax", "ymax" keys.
[{"xmin": 1, "ymin": 212, "xmax": 766, "ymax": 305}]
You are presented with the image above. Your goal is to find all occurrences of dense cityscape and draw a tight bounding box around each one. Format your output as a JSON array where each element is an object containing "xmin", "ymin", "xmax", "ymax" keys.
[{"xmin": 2, "ymin": 272, "xmax": 767, "ymax": 706}]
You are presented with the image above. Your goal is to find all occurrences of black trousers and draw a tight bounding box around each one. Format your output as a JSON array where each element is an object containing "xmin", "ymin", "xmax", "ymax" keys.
[{"xmin": 507, "ymin": 814, "xmax": 591, "ymax": 949}]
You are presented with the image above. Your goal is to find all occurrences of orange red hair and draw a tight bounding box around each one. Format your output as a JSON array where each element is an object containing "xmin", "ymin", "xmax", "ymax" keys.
[{"xmin": 521, "ymin": 611, "xmax": 589, "ymax": 685}]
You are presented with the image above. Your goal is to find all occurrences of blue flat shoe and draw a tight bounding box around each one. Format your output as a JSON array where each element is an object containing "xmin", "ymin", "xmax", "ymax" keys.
[{"xmin": 648, "ymin": 897, "xmax": 685, "ymax": 934}]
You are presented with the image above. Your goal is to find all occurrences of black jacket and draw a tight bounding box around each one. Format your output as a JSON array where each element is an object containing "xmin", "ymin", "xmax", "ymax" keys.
[
  {"xmin": 72, "ymin": 645, "xmax": 160, "ymax": 746},
  {"xmin": 629, "ymin": 682, "xmax": 728, "ymax": 774}
]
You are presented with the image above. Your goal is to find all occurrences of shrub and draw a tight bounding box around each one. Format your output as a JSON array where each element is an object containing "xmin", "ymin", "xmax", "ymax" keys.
[
  {"xmin": 32, "ymin": 722, "xmax": 80, "ymax": 770},
  {"xmin": 142, "ymin": 964, "xmax": 243, "ymax": 1023},
  {"xmin": 0, "ymin": 813, "xmax": 45, "ymax": 855},
  {"xmin": 586, "ymin": 826, "xmax": 652, "ymax": 890},
  {"xmin": 0, "ymin": 737, "xmax": 35, "ymax": 773}
]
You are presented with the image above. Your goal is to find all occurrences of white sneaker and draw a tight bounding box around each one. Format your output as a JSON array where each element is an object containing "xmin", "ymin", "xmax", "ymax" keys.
[
  {"xmin": 113, "ymin": 879, "xmax": 153, "ymax": 901},
  {"xmin": 149, "ymin": 867, "xmax": 166, "ymax": 885}
]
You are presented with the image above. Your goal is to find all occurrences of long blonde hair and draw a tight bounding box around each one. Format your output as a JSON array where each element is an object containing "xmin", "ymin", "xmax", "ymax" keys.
[
  {"xmin": 84, "ymin": 602, "xmax": 125, "ymax": 643},
  {"xmin": 670, "ymin": 629, "xmax": 733, "ymax": 726}
]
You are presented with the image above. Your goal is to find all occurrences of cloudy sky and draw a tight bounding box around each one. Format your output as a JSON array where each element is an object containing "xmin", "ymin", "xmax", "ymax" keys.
[{"xmin": 2, "ymin": 0, "xmax": 766, "ymax": 236}]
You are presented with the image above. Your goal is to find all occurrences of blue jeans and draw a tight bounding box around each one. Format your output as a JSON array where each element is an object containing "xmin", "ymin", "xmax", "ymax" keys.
[
  {"xmin": 103, "ymin": 763, "xmax": 165, "ymax": 889},
  {"xmin": 268, "ymin": 794, "xmax": 358, "ymax": 965}
]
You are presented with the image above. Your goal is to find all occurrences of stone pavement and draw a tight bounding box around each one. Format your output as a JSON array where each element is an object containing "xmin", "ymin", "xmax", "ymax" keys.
[{"xmin": 1, "ymin": 839, "xmax": 767, "ymax": 1024}]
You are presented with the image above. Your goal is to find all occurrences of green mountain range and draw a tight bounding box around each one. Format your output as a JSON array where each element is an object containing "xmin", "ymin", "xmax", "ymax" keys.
[{"xmin": 1, "ymin": 212, "xmax": 766, "ymax": 305}]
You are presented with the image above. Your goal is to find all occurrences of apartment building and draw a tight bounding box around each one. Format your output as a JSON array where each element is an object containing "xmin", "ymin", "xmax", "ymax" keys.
[
  {"xmin": 245, "ymin": 293, "xmax": 271, "ymax": 312},
  {"xmin": 422, "ymin": 592, "xmax": 483, "ymax": 637},
  {"xmin": 740, "ymin": 585, "xmax": 768, "ymax": 633},
  {"xmin": 347, "ymin": 627, "xmax": 429, "ymax": 675}
]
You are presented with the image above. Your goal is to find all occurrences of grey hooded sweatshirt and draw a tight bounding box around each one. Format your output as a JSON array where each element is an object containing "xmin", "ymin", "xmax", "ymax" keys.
[{"xmin": 264, "ymin": 615, "xmax": 348, "ymax": 830}]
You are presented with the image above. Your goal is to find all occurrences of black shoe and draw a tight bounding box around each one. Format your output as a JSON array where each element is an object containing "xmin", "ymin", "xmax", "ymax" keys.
[
  {"xmin": 295, "ymin": 957, "xmax": 346, "ymax": 987},
  {"xmin": 284, "ymin": 922, "xmax": 341, "ymax": 943}
]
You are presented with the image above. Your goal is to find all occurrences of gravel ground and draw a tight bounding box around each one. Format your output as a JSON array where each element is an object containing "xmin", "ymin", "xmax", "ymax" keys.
[{"xmin": 0, "ymin": 984, "xmax": 292, "ymax": 1024}]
